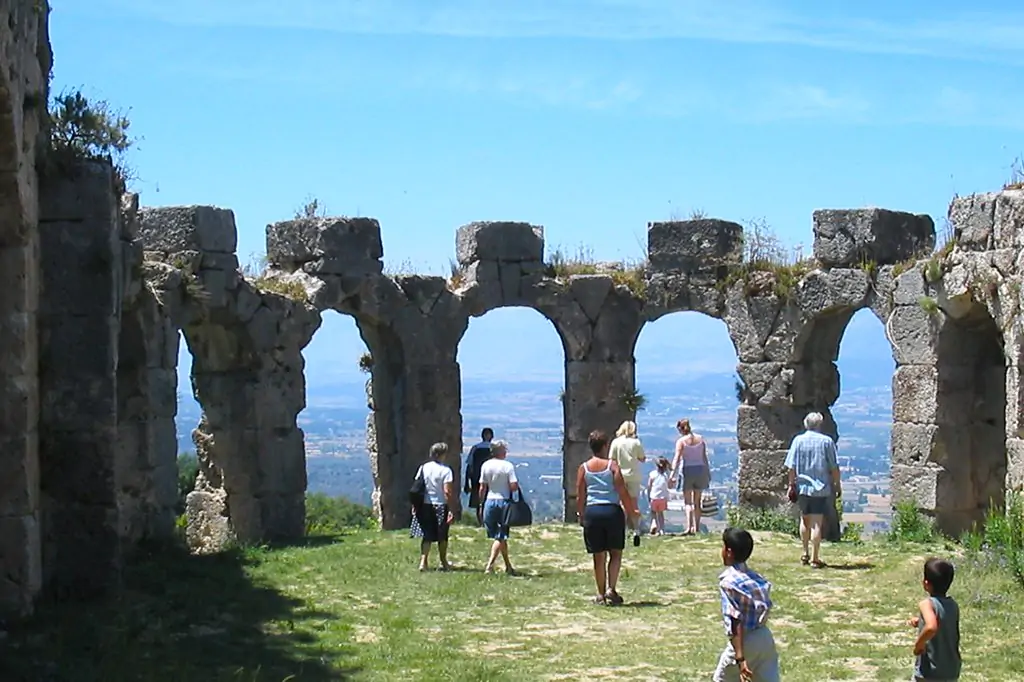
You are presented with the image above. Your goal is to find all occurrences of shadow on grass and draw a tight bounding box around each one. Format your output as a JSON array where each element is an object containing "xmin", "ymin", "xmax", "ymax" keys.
[
  {"xmin": 621, "ymin": 600, "xmax": 666, "ymax": 609},
  {"xmin": 826, "ymin": 562, "xmax": 876, "ymax": 571},
  {"xmin": 0, "ymin": 542, "xmax": 359, "ymax": 681}
]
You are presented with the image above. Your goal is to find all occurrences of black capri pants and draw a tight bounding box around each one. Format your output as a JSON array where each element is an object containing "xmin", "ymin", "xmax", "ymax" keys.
[{"xmin": 582, "ymin": 503, "xmax": 626, "ymax": 554}]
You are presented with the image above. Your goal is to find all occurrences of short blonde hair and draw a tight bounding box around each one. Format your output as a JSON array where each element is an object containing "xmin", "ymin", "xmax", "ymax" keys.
[{"xmin": 615, "ymin": 420, "xmax": 637, "ymax": 438}]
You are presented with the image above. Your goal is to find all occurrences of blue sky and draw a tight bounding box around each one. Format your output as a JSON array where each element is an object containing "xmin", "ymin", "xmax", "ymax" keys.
[{"xmin": 50, "ymin": 0, "xmax": 1021, "ymax": 406}]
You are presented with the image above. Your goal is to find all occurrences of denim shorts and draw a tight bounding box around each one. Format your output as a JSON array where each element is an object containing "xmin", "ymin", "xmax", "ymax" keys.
[{"xmin": 482, "ymin": 499, "xmax": 510, "ymax": 540}]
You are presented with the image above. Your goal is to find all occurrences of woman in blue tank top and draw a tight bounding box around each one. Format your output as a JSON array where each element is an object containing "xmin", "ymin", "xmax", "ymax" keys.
[{"xmin": 575, "ymin": 429, "xmax": 639, "ymax": 606}]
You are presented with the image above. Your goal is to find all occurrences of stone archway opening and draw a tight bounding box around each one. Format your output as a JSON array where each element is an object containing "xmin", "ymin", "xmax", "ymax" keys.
[
  {"xmin": 831, "ymin": 308, "xmax": 895, "ymax": 535},
  {"xmin": 456, "ymin": 307, "xmax": 566, "ymax": 522},
  {"xmin": 931, "ymin": 300, "xmax": 1007, "ymax": 534},
  {"xmin": 298, "ymin": 311, "xmax": 374, "ymax": 508},
  {"xmin": 635, "ymin": 311, "xmax": 738, "ymax": 532}
]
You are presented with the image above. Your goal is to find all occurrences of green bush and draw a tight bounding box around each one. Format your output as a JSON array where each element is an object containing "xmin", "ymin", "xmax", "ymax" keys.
[
  {"xmin": 725, "ymin": 505, "xmax": 799, "ymax": 536},
  {"xmin": 888, "ymin": 499, "xmax": 937, "ymax": 544},
  {"xmin": 176, "ymin": 452, "xmax": 199, "ymax": 515},
  {"xmin": 965, "ymin": 493, "xmax": 1024, "ymax": 586},
  {"xmin": 305, "ymin": 493, "xmax": 375, "ymax": 536}
]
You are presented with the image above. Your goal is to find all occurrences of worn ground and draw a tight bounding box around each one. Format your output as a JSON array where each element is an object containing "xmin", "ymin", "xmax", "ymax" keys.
[{"xmin": 2, "ymin": 524, "xmax": 1022, "ymax": 681}]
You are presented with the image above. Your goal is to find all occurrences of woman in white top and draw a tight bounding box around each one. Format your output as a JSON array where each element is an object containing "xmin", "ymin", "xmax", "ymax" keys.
[
  {"xmin": 410, "ymin": 442, "xmax": 456, "ymax": 571},
  {"xmin": 477, "ymin": 440, "xmax": 520, "ymax": 575},
  {"xmin": 609, "ymin": 421, "xmax": 646, "ymax": 543},
  {"xmin": 670, "ymin": 419, "xmax": 711, "ymax": 535}
]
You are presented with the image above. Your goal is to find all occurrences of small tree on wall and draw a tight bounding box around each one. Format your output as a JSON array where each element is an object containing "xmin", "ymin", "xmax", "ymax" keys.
[{"xmin": 47, "ymin": 88, "xmax": 136, "ymax": 191}]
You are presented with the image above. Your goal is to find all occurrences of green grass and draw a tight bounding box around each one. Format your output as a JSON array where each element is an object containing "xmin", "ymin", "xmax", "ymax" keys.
[{"xmin": 2, "ymin": 525, "xmax": 1023, "ymax": 681}]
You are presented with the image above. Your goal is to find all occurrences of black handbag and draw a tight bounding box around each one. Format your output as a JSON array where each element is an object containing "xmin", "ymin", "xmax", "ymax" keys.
[
  {"xmin": 502, "ymin": 489, "xmax": 533, "ymax": 528},
  {"xmin": 409, "ymin": 467, "xmax": 426, "ymax": 507}
]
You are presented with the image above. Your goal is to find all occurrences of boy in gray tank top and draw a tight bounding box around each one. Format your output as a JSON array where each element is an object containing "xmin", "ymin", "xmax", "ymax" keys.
[{"xmin": 908, "ymin": 557, "xmax": 961, "ymax": 681}]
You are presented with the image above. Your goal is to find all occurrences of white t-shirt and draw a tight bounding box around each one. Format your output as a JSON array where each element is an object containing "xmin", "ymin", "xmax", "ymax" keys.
[
  {"xmin": 648, "ymin": 470, "xmax": 671, "ymax": 501},
  {"xmin": 480, "ymin": 458, "xmax": 518, "ymax": 500},
  {"xmin": 418, "ymin": 460, "xmax": 453, "ymax": 506}
]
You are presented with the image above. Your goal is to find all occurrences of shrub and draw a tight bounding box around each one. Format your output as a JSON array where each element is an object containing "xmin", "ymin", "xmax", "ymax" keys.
[
  {"xmin": 305, "ymin": 493, "xmax": 374, "ymax": 536},
  {"xmin": 887, "ymin": 499, "xmax": 937, "ymax": 544},
  {"xmin": 251, "ymin": 273, "xmax": 309, "ymax": 302},
  {"xmin": 358, "ymin": 352, "xmax": 374, "ymax": 374},
  {"xmin": 543, "ymin": 244, "xmax": 647, "ymax": 298},
  {"xmin": 620, "ymin": 388, "xmax": 647, "ymax": 413},
  {"xmin": 295, "ymin": 196, "xmax": 327, "ymax": 219},
  {"xmin": 176, "ymin": 452, "xmax": 199, "ymax": 515},
  {"xmin": 725, "ymin": 504, "xmax": 799, "ymax": 537},
  {"xmin": 968, "ymin": 493, "xmax": 1024, "ymax": 586},
  {"xmin": 47, "ymin": 88, "xmax": 136, "ymax": 192}
]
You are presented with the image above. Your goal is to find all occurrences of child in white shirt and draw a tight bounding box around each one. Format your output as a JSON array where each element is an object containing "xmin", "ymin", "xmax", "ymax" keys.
[{"xmin": 647, "ymin": 457, "xmax": 672, "ymax": 535}]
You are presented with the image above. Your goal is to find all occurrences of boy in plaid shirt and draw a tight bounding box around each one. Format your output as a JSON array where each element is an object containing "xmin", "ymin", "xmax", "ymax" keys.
[{"xmin": 713, "ymin": 528, "xmax": 780, "ymax": 682}]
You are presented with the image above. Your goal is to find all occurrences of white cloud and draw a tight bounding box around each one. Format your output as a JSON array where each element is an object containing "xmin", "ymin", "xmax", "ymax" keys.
[{"xmin": 86, "ymin": 0, "xmax": 1024, "ymax": 64}]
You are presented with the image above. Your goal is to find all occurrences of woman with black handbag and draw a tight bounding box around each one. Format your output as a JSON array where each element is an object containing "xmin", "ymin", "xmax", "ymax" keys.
[
  {"xmin": 477, "ymin": 440, "xmax": 521, "ymax": 575},
  {"xmin": 409, "ymin": 442, "xmax": 456, "ymax": 572}
]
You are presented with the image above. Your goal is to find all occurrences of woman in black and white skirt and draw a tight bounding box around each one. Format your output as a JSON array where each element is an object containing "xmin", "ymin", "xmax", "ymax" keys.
[{"xmin": 410, "ymin": 442, "xmax": 456, "ymax": 571}]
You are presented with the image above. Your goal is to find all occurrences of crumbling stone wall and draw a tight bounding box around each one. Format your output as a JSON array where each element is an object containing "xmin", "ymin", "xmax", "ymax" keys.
[
  {"xmin": 0, "ymin": 0, "xmax": 50, "ymax": 617},
  {"xmin": 138, "ymin": 207, "xmax": 320, "ymax": 553}
]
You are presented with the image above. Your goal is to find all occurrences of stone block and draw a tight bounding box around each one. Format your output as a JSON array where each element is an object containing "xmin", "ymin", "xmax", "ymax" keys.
[
  {"xmin": 812, "ymin": 208, "xmax": 935, "ymax": 267},
  {"xmin": 0, "ymin": 244, "xmax": 36, "ymax": 314},
  {"xmin": 568, "ymin": 275, "xmax": 613, "ymax": 322},
  {"xmin": 40, "ymin": 428, "xmax": 118, "ymax": 506},
  {"xmin": 39, "ymin": 218, "xmax": 118, "ymax": 317},
  {"xmin": 41, "ymin": 502, "xmax": 121, "ymax": 598},
  {"xmin": 993, "ymin": 190, "xmax": 1024, "ymax": 251},
  {"xmin": 256, "ymin": 428, "xmax": 307, "ymax": 494},
  {"xmin": 647, "ymin": 219, "xmax": 743, "ymax": 274},
  {"xmin": 892, "ymin": 365, "xmax": 938, "ymax": 424},
  {"xmin": 737, "ymin": 449, "xmax": 789, "ymax": 493},
  {"xmin": 185, "ymin": 487, "xmax": 232, "ymax": 555},
  {"xmin": 0, "ymin": 515, "xmax": 42, "ymax": 617},
  {"xmin": 948, "ymin": 192, "xmax": 996, "ymax": 251},
  {"xmin": 888, "ymin": 305, "xmax": 938, "ymax": 365},
  {"xmin": 38, "ymin": 313, "xmax": 118, "ymax": 378},
  {"xmin": 1007, "ymin": 438, "xmax": 1024, "ymax": 492},
  {"xmin": 891, "ymin": 463, "xmax": 974, "ymax": 514},
  {"xmin": 257, "ymin": 493, "xmax": 306, "ymax": 541},
  {"xmin": 890, "ymin": 422, "xmax": 968, "ymax": 473},
  {"xmin": 138, "ymin": 205, "xmax": 238, "ymax": 255},
  {"xmin": 564, "ymin": 361, "xmax": 634, "ymax": 440},
  {"xmin": 456, "ymin": 221, "xmax": 544, "ymax": 265},
  {"xmin": 39, "ymin": 160, "xmax": 117, "ymax": 223},
  {"xmin": 266, "ymin": 217, "xmax": 383, "ymax": 271},
  {"xmin": 0, "ymin": 433, "xmax": 39, "ymax": 517},
  {"xmin": 0, "ymin": 311, "xmax": 35, "ymax": 379},
  {"xmin": 736, "ymin": 405, "xmax": 798, "ymax": 450},
  {"xmin": 892, "ymin": 266, "xmax": 926, "ymax": 306}
]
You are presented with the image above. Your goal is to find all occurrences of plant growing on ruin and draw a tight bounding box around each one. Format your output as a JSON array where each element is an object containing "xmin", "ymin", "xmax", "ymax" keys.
[
  {"xmin": 917, "ymin": 296, "xmax": 940, "ymax": 315},
  {"xmin": 741, "ymin": 217, "xmax": 788, "ymax": 265},
  {"xmin": 544, "ymin": 244, "xmax": 647, "ymax": 298},
  {"xmin": 295, "ymin": 196, "xmax": 328, "ymax": 220},
  {"xmin": 252, "ymin": 273, "xmax": 309, "ymax": 303},
  {"xmin": 733, "ymin": 375, "xmax": 752, "ymax": 404},
  {"xmin": 447, "ymin": 259, "xmax": 465, "ymax": 290},
  {"xmin": 1005, "ymin": 155, "xmax": 1024, "ymax": 190},
  {"xmin": 183, "ymin": 275, "xmax": 211, "ymax": 305},
  {"xmin": 891, "ymin": 257, "xmax": 919, "ymax": 278},
  {"xmin": 887, "ymin": 499, "xmax": 937, "ymax": 544},
  {"xmin": 358, "ymin": 352, "xmax": 374, "ymax": 374},
  {"xmin": 47, "ymin": 88, "xmax": 136, "ymax": 192},
  {"xmin": 620, "ymin": 388, "xmax": 647, "ymax": 413},
  {"xmin": 857, "ymin": 257, "xmax": 878, "ymax": 279},
  {"xmin": 176, "ymin": 452, "xmax": 199, "ymax": 515}
]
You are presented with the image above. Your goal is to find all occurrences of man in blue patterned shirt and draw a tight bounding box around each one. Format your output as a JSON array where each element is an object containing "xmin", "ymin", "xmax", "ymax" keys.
[
  {"xmin": 784, "ymin": 411, "xmax": 841, "ymax": 569},
  {"xmin": 713, "ymin": 528, "xmax": 780, "ymax": 682}
]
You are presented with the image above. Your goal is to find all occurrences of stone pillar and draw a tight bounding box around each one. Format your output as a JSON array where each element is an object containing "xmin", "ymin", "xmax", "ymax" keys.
[
  {"xmin": 115, "ymin": 195, "xmax": 179, "ymax": 544},
  {"xmin": 38, "ymin": 161, "xmax": 122, "ymax": 597},
  {"xmin": 140, "ymin": 206, "xmax": 320, "ymax": 551},
  {"xmin": 562, "ymin": 360, "xmax": 635, "ymax": 520},
  {"xmin": 0, "ymin": 0, "xmax": 49, "ymax": 618}
]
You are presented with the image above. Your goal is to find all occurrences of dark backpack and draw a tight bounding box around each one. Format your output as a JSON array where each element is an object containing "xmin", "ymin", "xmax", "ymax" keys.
[{"xmin": 409, "ymin": 467, "xmax": 426, "ymax": 507}]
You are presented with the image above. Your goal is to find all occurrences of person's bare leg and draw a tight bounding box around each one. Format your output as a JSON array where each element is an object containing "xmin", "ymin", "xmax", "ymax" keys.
[
  {"xmin": 438, "ymin": 541, "xmax": 450, "ymax": 569},
  {"xmin": 657, "ymin": 510, "xmax": 666, "ymax": 534},
  {"xmin": 685, "ymin": 490, "xmax": 697, "ymax": 533},
  {"xmin": 499, "ymin": 540, "xmax": 514, "ymax": 572},
  {"xmin": 592, "ymin": 552, "xmax": 607, "ymax": 597},
  {"xmin": 809, "ymin": 514, "xmax": 824, "ymax": 563},
  {"xmin": 800, "ymin": 515, "xmax": 811, "ymax": 560},
  {"xmin": 608, "ymin": 549, "xmax": 623, "ymax": 594},
  {"xmin": 693, "ymin": 493, "xmax": 703, "ymax": 533},
  {"xmin": 419, "ymin": 541, "xmax": 431, "ymax": 571},
  {"xmin": 485, "ymin": 540, "xmax": 502, "ymax": 572}
]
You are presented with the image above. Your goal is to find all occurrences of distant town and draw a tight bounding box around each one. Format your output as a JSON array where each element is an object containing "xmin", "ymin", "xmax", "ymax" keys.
[{"xmin": 177, "ymin": 367, "xmax": 895, "ymax": 532}]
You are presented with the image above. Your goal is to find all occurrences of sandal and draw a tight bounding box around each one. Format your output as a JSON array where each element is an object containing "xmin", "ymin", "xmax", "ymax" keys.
[
  {"xmin": 811, "ymin": 560, "xmax": 827, "ymax": 569},
  {"xmin": 800, "ymin": 554, "xmax": 810, "ymax": 566},
  {"xmin": 592, "ymin": 595, "xmax": 607, "ymax": 605},
  {"xmin": 605, "ymin": 590, "xmax": 624, "ymax": 606}
]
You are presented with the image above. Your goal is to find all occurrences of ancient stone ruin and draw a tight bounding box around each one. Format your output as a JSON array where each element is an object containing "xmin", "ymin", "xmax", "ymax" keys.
[{"xmin": 2, "ymin": 3, "xmax": 1023, "ymax": 617}]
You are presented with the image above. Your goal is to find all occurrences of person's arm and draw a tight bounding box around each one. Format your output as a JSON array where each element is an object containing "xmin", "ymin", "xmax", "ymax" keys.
[
  {"xmin": 829, "ymin": 442, "xmax": 842, "ymax": 497},
  {"xmin": 913, "ymin": 598, "xmax": 939, "ymax": 656},
  {"xmin": 464, "ymin": 448, "xmax": 474, "ymax": 493},
  {"xmin": 700, "ymin": 437, "xmax": 709, "ymax": 469},
  {"xmin": 635, "ymin": 440, "xmax": 646, "ymax": 463},
  {"xmin": 784, "ymin": 441, "xmax": 797, "ymax": 487},
  {"xmin": 443, "ymin": 479, "xmax": 455, "ymax": 523},
  {"xmin": 722, "ymin": 585, "xmax": 754, "ymax": 681},
  {"xmin": 477, "ymin": 471, "xmax": 488, "ymax": 520},
  {"xmin": 509, "ymin": 465, "xmax": 520, "ymax": 498},
  {"xmin": 611, "ymin": 463, "xmax": 638, "ymax": 516},
  {"xmin": 576, "ymin": 464, "xmax": 587, "ymax": 524},
  {"xmin": 671, "ymin": 439, "xmax": 684, "ymax": 479}
]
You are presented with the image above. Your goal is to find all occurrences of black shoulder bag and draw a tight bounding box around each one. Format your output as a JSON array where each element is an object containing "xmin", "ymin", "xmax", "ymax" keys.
[
  {"xmin": 409, "ymin": 466, "xmax": 426, "ymax": 508},
  {"xmin": 503, "ymin": 488, "xmax": 533, "ymax": 528}
]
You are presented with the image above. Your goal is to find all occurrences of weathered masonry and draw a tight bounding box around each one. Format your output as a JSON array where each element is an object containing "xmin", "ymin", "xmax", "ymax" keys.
[{"xmin": 2, "ymin": 0, "xmax": 1023, "ymax": 618}]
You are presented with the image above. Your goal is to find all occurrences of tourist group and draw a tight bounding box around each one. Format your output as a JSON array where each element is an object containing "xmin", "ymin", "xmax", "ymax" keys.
[{"xmin": 408, "ymin": 414, "xmax": 961, "ymax": 682}]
